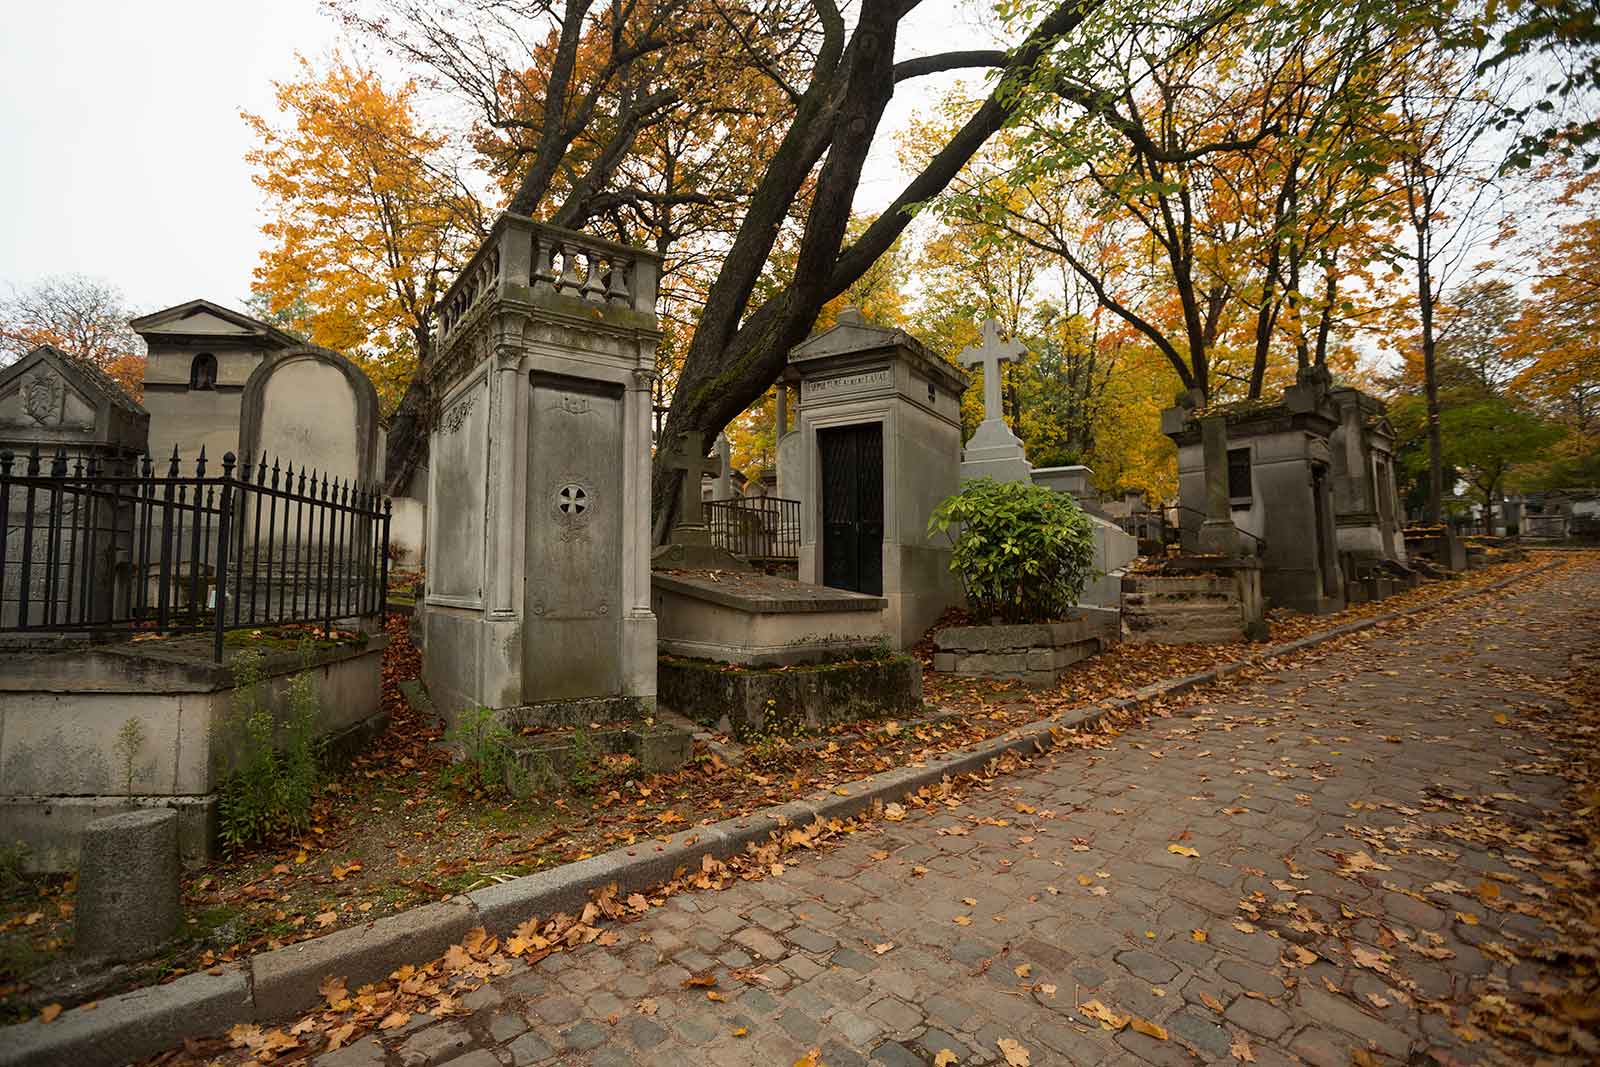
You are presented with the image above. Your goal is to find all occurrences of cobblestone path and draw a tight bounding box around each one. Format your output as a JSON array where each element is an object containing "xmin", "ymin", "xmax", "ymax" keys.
[{"xmin": 327, "ymin": 560, "xmax": 1598, "ymax": 1067}]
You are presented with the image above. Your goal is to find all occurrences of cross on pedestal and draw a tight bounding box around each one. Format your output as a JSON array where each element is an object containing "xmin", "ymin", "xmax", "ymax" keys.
[
  {"xmin": 662, "ymin": 431, "xmax": 719, "ymax": 544},
  {"xmin": 959, "ymin": 318, "xmax": 1025, "ymax": 426}
]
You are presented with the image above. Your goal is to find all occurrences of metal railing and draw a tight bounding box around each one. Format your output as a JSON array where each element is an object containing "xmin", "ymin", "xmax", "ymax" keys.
[
  {"xmin": 1, "ymin": 446, "xmax": 391, "ymax": 662},
  {"xmin": 706, "ymin": 496, "xmax": 800, "ymax": 562}
]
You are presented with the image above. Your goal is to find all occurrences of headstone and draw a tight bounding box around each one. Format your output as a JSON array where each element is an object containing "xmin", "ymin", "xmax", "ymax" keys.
[
  {"xmin": 1030, "ymin": 463, "xmax": 1138, "ymax": 610},
  {"xmin": 0, "ymin": 345, "xmax": 149, "ymax": 629},
  {"xmin": 957, "ymin": 319, "xmax": 1032, "ymax": 484},
  {"xmin": 75, "ymin": 808, "xmax": 180, "ymax": 962},
  {"xmin": 239, "ymin": 345, "xmax": 382, "ymax": 486},
  {"xmin": 418, "ymin": 214, "xmax": 661, "ymax": 720},
  {"xmin": 1031, "ymin": 464, "xmax": 1097, "ymax": 503},
  {"xmin": 714, "ymin": 433, "xmax": 733, "ymax": 500},
  {"xmin": 787, "ymin": 309, "xmax": 968, "ymax": 648},
  {"xmin": 1166, "ymin": 382, "xmax": 1345, "ymax": 614},
  {"xmin": 652, "ymin": 431, "xmax": 751, "ymax": 570},
  {"xmin": 131, "ymin": 299, "xmax": 298, "ymax": 468}
]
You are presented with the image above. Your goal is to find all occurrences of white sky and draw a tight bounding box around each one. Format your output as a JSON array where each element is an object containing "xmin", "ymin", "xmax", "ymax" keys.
[{"xmin": 0, "ymin": 0, "xmax": 994, "ymax": 318}]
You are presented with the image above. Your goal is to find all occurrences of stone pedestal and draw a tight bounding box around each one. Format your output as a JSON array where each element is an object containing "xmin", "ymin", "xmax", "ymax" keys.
[
  {"xmin": 76, "ymin": 808, "xmax": 180, "ymax": 962},
  {"xmin": 787, "ymin": 310, "xmax": 968, "ymax": 648},
  {"xmin": 419, "ymin": 215, "xmax": 661, "ymax": 722}
]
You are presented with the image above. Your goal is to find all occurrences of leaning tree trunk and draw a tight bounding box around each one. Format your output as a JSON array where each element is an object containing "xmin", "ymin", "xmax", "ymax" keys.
[
  {"xmin": 648, "ymin": 0, "xmax": 1097, "ymax": 539},
  {"xmin": 1417, "ymin": 229, "xmax": 1444, "ymax": 527}
]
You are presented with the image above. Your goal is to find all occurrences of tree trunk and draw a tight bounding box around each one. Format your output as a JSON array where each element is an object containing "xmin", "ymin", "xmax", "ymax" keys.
[
  {"xmin": 1417, "ymin": 228, "xmax": 1444, "ymax": 526},
  {"xmin": 383, "ymin": 326, "xmax": 435, "ymax": 496},
  {"xmin": 648, "ymin": 0, "xmax": 1095, "ymax": 536}
]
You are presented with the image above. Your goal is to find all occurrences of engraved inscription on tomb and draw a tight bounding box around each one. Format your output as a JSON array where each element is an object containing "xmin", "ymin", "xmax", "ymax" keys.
[{"xmin": 801, "ymin": 366, "xmax": 892, "ymax": 399}]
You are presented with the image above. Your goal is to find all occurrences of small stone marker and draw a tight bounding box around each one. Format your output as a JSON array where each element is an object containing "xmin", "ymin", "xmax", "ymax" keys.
[{"xmin": 76, "ymin": 808, "xmax": 181, "ymax": 962}]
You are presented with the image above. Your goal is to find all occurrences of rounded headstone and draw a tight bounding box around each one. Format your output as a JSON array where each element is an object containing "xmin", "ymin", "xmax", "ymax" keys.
[{"xmin": 75, "ymin": 808, "xmax": 181, "ymax": 962}]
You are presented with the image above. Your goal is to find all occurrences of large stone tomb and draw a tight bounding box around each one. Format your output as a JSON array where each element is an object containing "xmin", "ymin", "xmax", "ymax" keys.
[
  {"xmin": 418, "ymin": 214, "xmax": 660, "ymax": 722},
  {"xmin": 1328, "ymin": 387, "xmax": 1412, "ymax": 594},
  {"xmin": 787, "ymin": 309, "xmax": 968, "ymax": 648},
  {"xmin": 1166, "ymin": 380, "xmax": 1346, "ymax": 615}
]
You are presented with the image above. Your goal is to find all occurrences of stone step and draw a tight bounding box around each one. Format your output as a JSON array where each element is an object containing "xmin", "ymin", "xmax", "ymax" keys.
[
  {"xmin": 1124, "ymin": 624, "xmax": 1245, "ymax": 645},
  {"xmin": 1121, "ymin": 590, "xmax": 1238, "ymax": 609},
  {"xmin": 1124, "ymin": 606, "xmax": 1242, "ymax": 632},
  {"xmin": 1121, "ymin": 575, "xmax": 1233, "ymax": 595}
]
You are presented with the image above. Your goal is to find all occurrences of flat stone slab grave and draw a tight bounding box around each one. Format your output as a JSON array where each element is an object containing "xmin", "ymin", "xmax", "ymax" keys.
[{"xmin": 651, "ymin": 568, "xmax": 891, "ymax": 667}]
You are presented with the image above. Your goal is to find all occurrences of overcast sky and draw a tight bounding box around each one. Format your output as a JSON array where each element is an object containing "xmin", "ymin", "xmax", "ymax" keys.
[{"xmin": 0, "ymin": 0, "xmax": 991, "ymax": 319}]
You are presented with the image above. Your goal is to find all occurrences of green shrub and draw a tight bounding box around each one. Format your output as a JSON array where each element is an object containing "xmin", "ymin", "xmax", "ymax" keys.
[
  {"xmin": 441, "ymin": 706, "xmax": 530, "ymax": 797},
  {"xmin": 928, "ymin": 477, "xmax": 1097, "ymax": 624},
  {"xmin": 216, "ymin": 646, "xmax": 325, "ymax": 852}
]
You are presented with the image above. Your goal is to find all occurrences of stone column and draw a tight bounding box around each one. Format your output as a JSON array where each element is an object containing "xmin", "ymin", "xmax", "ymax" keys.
[{"xmin": 1197, "ymin": 415, "xmax": 1241, "ymax": 557}]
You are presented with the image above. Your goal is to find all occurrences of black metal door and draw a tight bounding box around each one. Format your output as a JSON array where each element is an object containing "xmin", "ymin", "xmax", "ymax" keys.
[{"xmin": 819, "ymin": 423, "xmax": 883, "ymax": 595}]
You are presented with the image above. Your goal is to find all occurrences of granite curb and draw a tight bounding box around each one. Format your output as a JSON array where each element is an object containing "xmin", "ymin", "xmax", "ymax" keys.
[{"xmin": 0, "ymin": 559, "xmax": 1560, "ymax": 1067}]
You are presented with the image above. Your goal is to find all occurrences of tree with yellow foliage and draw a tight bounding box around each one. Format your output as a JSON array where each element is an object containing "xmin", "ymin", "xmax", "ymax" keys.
[{"xmin": 244, "ymin": 53, "xmax": 486, "ymax": 485}]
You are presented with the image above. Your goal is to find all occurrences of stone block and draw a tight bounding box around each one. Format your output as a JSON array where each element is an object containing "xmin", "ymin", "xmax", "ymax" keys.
[
  {"xmin": 75, "ymin": 808, "xmax": 181, "ymax": 962},
  {"xmin": 0, "ymin": 966, "xmax": 250, "ymax": 1067},
  {"xmin": 658, "ymin": 654, "xmax": 922, "ymax": 739}
]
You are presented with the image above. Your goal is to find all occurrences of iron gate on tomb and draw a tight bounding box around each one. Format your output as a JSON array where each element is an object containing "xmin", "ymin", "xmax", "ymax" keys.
[{"xmin": 818, "ymin": 422, "xmax": 884, "ymax": 596}]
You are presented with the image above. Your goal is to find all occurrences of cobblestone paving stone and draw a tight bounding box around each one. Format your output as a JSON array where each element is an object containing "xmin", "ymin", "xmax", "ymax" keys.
[{"xmin": 319, "ymin": 560, "xmax": 1597, "ymax": 1066}]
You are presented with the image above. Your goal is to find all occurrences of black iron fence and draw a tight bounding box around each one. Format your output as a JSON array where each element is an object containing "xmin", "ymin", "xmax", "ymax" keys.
[
  {"xmin": 1, "ymin": 446, "xmax": 391, "ymax": 661},
  {"xmin": 706, "ymin": 496, "xmax": 800, "ymax": 562}
]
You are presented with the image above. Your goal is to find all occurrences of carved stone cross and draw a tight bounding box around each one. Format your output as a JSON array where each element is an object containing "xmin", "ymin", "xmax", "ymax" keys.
[
  {"xmin": 958, "ymin": 319, "xmax": 1025, "ymax": 426},
  {"xmin": 662, "ymin": 431, "xmax": 719, "ymax": 543}
]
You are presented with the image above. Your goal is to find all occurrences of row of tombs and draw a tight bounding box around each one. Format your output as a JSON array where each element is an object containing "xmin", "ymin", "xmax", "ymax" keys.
[{"xmin": 1, "ymin": 215, "xmax": 1442, "ymax": 869}]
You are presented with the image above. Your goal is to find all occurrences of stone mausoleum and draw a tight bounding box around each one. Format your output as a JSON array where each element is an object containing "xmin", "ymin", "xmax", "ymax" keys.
[
  {"xmin": 784, "ymin": 309, "xmax": 969, "ymax": 649},
  {"xmin": 417, "ymin": 213, "xmax": 661, "ymax": 721},
  {"xmin": 132, "ymin": 299, "xmax": 300, "ymax": 465},
  {"xmin": 1166, "ymin": 374, "xmax": 1346, "ymax": 615}
]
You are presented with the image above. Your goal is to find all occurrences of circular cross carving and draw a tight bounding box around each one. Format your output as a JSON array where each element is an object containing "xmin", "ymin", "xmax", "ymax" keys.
[{"xmin": 556, "ymin": 483, "xmax": 588, "ymax": 516}]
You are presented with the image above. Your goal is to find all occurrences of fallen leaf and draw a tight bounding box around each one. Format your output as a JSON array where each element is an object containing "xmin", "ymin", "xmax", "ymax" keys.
[
  {"xmin": 1130, "ymin": 1017, "xmax": 1168, "ymax": 1040},
  {"xmin": 38, "ymin": 1004, "xmax": 62, "ymax": 1025},
  {"xmin": 1191, "ymin": 929, "xmax": 1208, "ymax": 943},
  {"xmin": 378, "ymin": 1011, "xmax": 411, "ymax": 1030},
  {"xmin": 732, "ymin": 1026, "xmax": 748, "ymax": 1037},
  {"xmin": 637, "ymin": 998, "xmax": 658, "ymax": 1015},
  {"xmin": 1167, "ymin": 844, "xmax": 1200, "ymax": 858},
  {"xmin": 1231, "ymin": 1036, "xmax": 1256, "ymax": 1061},
  {"xmin": 883, "ymin": 803, "xmax": 907, "ymax": 821},
  {"xmin": 1199, "ymin": 991, "xmax": 1225, "ymax": 1013},
  {"xmin": 997, "ymin": 1036, "xmax": 1032, "ymax": 1065},
  {"xmin": 934, "ymin": 1052, "xmax": 959, "ymax": 1067}
]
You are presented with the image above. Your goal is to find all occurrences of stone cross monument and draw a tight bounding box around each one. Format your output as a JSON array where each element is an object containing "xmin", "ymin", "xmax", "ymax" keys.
[
  {"xmin": 957, "ymin": 319, "xmax": 1032, "ymax": 484},
  {"xmin": 651, "ymin": 431, "xmax": 751, "ymax": 570}
]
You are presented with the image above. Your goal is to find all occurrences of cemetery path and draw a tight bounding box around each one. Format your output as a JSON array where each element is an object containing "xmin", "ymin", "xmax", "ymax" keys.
[{"xmin": 312, "ymin": 559, "xmax": 1598, "ymax": 1067}]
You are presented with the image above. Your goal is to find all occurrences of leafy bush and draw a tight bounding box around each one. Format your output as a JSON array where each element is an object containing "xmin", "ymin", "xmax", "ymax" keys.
[
  {"xmin": 217, "ymin": 647, "xmax": 325, "ymax": 852},
  {"xmin": 441, "ymin": 706, "xmax": 531, "ymax": 797},
  {"xmin": 928, "ymin": 477, "xmax": 1097, "ymax": 624}
]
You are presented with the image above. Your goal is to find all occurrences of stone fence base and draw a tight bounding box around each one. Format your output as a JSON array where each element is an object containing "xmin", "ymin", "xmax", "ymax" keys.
[{"xmin": 932, "ymin": 607, "xmax": 1120, "ymax": 686}]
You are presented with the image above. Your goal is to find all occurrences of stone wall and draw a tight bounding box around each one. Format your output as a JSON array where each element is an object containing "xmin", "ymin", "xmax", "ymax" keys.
[{"xmin": 0, "ymin": 635, "xmax": 388, "ymax": 871}]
